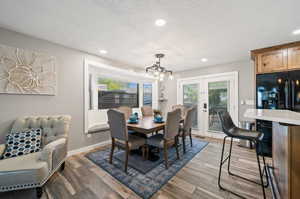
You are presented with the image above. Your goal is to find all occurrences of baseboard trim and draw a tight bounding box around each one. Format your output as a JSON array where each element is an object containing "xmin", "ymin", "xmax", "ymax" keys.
[{"xmin": 67, "ymin": 140, "xmax": 111, "ymax": 157}]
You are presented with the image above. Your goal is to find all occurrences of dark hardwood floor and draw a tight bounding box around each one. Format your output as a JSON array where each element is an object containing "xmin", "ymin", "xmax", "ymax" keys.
[{"xmin": 0, "ymin": 137, "xmax": 271, "ymax": 199}]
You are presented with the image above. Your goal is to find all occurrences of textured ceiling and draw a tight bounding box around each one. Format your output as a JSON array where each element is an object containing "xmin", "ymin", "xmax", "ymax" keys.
[{"xmin": 0, "ymin": 0, "xmax": 299, "ymax": 71}]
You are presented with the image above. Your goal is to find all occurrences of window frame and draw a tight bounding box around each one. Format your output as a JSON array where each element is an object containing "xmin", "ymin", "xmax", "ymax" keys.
[
  {"xmin": 84, "ymin": 59, "xmax": 158, "ymax": 133},
  {"xmin": 142, "ymin": 83, "xmax": 153, "ymax": 107}
]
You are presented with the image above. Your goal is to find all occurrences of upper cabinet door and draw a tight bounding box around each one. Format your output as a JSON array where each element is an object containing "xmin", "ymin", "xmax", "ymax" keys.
[
  {"xmin": 288, "ymin": 47, "xmax": 300, "ymax": 70},
  {"xmin": 257, "ymin": 49, "xmax": 288, "ymax": 74}
]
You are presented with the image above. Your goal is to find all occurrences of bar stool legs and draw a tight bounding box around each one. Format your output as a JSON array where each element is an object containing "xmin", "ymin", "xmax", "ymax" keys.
[
  {"xmin": 218, "ymin": 136, "xmax": 267, "ymax": 199},
  {"xmin": 256, "ymin": 150, "xmax": 266, "ymax": 199}
]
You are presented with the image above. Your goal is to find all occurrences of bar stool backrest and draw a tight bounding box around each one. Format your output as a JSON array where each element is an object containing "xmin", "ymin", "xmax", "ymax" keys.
[{"xmin": 218, "ymin": 111, "xmax": 236, "ymax": 137}]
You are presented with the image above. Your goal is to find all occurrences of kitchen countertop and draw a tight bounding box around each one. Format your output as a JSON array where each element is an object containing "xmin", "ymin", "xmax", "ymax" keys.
[{"xmin": 244, "ymin": 109, "xmax": 300, "ymax": 125}]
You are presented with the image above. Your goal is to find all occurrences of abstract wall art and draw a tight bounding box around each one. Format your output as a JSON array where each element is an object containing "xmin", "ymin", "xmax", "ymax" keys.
[{"xmin": 0, "ymin": 44, "xmax": 56, "ymax": 95}]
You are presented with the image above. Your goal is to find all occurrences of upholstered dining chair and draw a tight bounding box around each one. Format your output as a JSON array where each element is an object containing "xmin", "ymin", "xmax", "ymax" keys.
[
  {"xmin": 141, "ymin": 106, "xmax": 154, "ymax": 117},
  {"xmin": 172, "ymin": 104, "xmax": 187, "ymax": 119},
  {"xmin": 179, "ymin": 107, "xmax": 195, "ymax": 153},
  {"xmin": 117, "ymin": 106, "xmax": 132, "ymax": 120},
  {"xmin": 107, "ymin": 109, "xmax": 146, "ymax": 173},
  {"xmin": 147, "ymin": 109, "xmax": 181, "ymax": 169}
]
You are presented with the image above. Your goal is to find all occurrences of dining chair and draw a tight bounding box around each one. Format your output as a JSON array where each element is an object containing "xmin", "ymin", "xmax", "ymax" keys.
[
  {"xmin": 141, "ymin": 106, "xmax": 154, "ymax": 117},
  {"xmin": 107, "ymin": 109, "xmax": 146, "ymax": 173},
  {"xmin": 172, "ymin": 104, "xmax": 187, "ymax": 119},
  {"xmin": 118, "ymin": 106, "xmax": 132, "ymax": 120},
  {"xmin": 147, "ymin": 109, "xmax": 181, "ymax": 169},
  {"xmin": 179, "ymin": 107, "xmax": 195, "ymax": 153}
]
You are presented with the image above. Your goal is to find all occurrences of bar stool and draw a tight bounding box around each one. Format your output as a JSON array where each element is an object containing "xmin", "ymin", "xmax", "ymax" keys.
[{"xmin": 218, "ymin": 111, "xmax": 268, "ymax": 199}]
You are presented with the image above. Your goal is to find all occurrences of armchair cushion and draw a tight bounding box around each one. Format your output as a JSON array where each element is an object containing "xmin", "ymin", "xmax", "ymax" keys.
[
  {"xmin": 0, "ymin": 152, "xmax": 48, "ymax": 191},
  {"xmin": 2, "ymin": 129, "xmax": 42, "ymax": 159}
]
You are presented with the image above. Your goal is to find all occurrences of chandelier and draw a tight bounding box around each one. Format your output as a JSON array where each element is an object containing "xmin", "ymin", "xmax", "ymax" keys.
[{"xmin": 146, "ymin": 54, "xmax": 173, "ymax": 81}]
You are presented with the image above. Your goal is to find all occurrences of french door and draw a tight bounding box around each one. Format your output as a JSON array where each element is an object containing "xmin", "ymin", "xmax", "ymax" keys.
[{"xmin": 177, "ymin": 72, "xmax": 238, "ymax": 138}]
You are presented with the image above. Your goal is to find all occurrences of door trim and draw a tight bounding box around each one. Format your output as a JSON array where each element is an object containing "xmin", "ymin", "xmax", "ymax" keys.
[{"xmin": 177, "ymin": 71, "xmax": 239, "ymax": 137}]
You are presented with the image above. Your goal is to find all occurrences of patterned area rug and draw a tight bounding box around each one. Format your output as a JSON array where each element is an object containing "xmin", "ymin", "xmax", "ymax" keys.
[{"xmin": 86, "ymin": 139, "xmax": 208, "ymax": 199}]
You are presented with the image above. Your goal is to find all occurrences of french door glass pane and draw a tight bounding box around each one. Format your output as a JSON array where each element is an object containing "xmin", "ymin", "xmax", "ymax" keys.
[
  {"xmin": 183, "ymin": 84, "xmax": 198, "ymax": 128},
  {"xmin": 208, "ymin": 80, "xmax": 230, "ymax": 132}
]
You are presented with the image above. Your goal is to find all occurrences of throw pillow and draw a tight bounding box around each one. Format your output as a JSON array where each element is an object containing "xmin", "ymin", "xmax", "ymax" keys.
[{"xmin": 1, "ymin": 128, "xmax": 42, "ymax": 159}]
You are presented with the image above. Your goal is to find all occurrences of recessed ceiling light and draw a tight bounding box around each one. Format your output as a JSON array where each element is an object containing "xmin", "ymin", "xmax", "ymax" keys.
[
  {"xmin": 292, "ymin": 29, "xmax": 300, "ymax": 35},
  {"xmin": 155, "ymin": 19, "xmax": 167, "ymax": 27},
  {"xmin": 201, "ymin": 58, "xmax": 208, "ymax": 62},
  {"xmin": 99, "ymin": 49, "xmax": 107, "ymax": 54}
]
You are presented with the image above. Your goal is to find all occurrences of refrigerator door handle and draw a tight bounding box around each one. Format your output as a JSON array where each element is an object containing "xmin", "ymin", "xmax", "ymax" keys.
[
  {"xmin": 285, "ymin": 80, "xmax": 290, "ymax": 109},
  {"xmin": 291, "ymin": 80, "xmax": 295, "ymax": 110}
]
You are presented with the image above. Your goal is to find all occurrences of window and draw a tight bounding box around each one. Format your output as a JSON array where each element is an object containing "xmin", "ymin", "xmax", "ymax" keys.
[
  {"xmin": 143, "ymin": 83, "xmax": 152, "ymax": 106},
  {"xmin": 97, "ymin": 77, "xmax": 139, "ymax": 109}
]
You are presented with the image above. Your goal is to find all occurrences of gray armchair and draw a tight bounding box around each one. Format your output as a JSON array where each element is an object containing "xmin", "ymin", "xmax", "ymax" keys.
[{"xmin": 0, "ymin": 115, "xmax": 71, "ymax": 197}]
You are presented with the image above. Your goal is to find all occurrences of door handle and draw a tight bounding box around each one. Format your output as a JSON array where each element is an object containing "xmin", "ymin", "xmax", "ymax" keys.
[{"xmin": 203, "ymin": 103, "xmax": 207, "ymax": 112}]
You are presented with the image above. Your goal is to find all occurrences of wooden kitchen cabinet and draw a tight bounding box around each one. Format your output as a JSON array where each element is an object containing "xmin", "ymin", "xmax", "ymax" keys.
[
  {"xmin": 251, "ymin": 41, "xmax": 300, "ymax": 74},
  {"xmin": 256, "ymin": 49, "xmax": 288, "ymax": 74},
  {"xmin": 288, "ymin": 46, "xmax": 300, "ymax": 70}
]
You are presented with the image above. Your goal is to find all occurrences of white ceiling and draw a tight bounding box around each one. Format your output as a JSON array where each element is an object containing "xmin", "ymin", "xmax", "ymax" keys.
[{"xmin": 0, "ymin": 0, "xmax": 299, "ymax": 71}]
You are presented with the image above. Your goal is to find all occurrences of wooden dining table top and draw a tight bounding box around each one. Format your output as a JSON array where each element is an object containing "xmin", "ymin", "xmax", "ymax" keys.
[{"xmin": 127, "ymin": 116, "xmax": 165, "ymax": 134}]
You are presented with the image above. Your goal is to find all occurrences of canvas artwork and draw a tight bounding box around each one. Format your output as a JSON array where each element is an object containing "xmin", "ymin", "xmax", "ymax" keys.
[{"xmin": 0, "ymin": 44, "xmax": 56, "ymax": 95}]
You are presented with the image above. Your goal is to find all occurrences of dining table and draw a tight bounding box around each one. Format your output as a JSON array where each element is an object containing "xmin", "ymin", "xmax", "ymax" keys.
[{"xmin": 127, "ymin": 116, "xmax": 165, "ymax": 135}]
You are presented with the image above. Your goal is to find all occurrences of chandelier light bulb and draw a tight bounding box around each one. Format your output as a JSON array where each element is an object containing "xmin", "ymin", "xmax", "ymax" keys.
[
  {"xmin": 145, "ymin": 53, "xmax": 172, "ymax": 82},
  {"xmin": 169, "ymin": 75, "xmax": 174, "ymax": 80}
]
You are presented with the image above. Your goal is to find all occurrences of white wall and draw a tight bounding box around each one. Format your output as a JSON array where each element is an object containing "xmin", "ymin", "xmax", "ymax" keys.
[
  {"xmin": 160, "ymin": 60, "xmax": 255, "ymax": 122},
  {"xmin": 0, "ymin": 28, "xmax": 142, "ymax": 150}
]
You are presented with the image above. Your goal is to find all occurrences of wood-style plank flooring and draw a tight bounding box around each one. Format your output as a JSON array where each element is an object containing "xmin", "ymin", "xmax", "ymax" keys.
[{"xmin": 0, "ymin": 137, "xmax": 271, "ymax": 199}]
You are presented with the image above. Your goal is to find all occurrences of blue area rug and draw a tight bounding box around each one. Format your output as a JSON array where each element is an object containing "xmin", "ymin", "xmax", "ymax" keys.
[{"xmin": 86, "ymin": 139, "xmax": 208, "ymax": 199}]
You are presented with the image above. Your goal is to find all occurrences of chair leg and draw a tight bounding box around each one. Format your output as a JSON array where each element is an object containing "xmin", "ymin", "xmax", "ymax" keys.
[
  {"xmin": 189, "ymin": 128, "xmax": 193, "ymax": 147},
  {"xmin": 60, "ymin": 161, "xmax": 65, "ymax": 171},
  {"xmin": 124, "ymin": 142, "xmax": 129, "ymax": 173},
  {"xmin": 163, "ymin": 141, "xmax": 169, "ymax": 169},
  {"xmin": 109, "ymin": 138, "xmax": 115, "ymax": 164},
  {"xmin": 146, "ymin": 146, "xmax": 149, "ymax": 160},
  {"xmin": 227, "ymin": 137, "xmax": 233, "ymax": 174},
  {"xmin": 182, "ymin": 135, "xmax": 186, "ymax": 154},
  {"xmin": 262, "ymin": 156, "xmax": 269, "ymax": 188},
  {"xmin": 142, "ymin": 146, "xmax": 146, "ymax": 160},
  {"xmin": 256, "ymin": 151, "xmax": 266, "ymax": 199},
  {"xmin": 175, "ymin": 136, "xmax": 180, "ymax": 160},
  {"xmin": 36, "ymin": 187, "xmax": 43, "ymax": 198},
  {"xmin": 218, "ymin": 136, "xmax": 227, "ymax": 190},
  {"xmin": 218, "ymin": 136, "xmax": 246, "ymax": 198}
]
